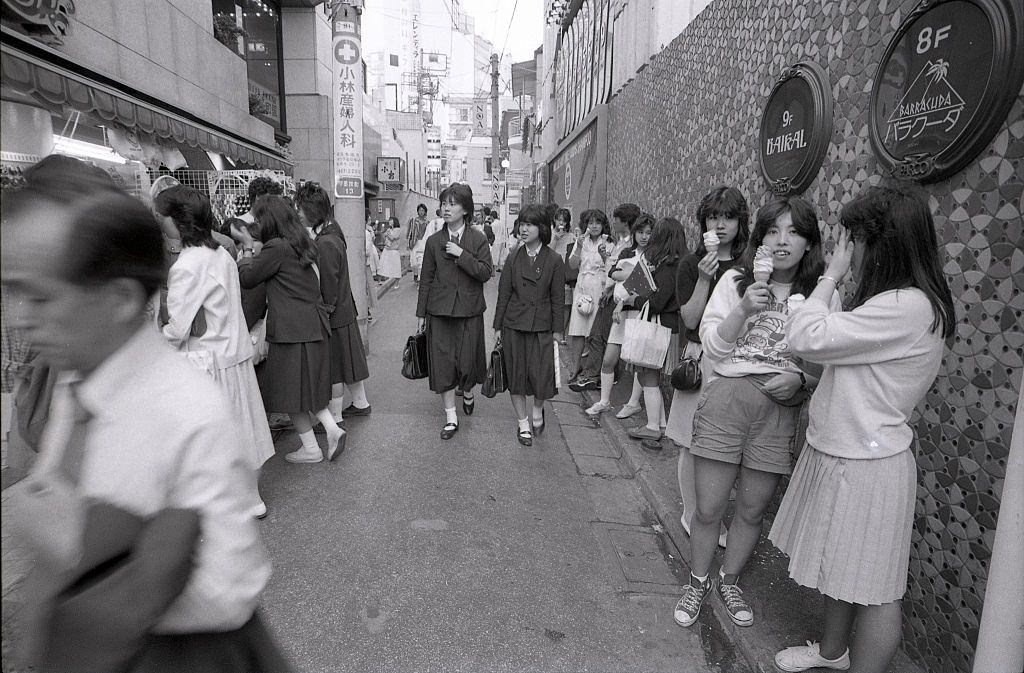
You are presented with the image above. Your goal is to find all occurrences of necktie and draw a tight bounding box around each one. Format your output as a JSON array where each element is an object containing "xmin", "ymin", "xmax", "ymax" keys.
[{"xmin": 57, "ymin": 383, "xmax": 92, "ymax": 486}]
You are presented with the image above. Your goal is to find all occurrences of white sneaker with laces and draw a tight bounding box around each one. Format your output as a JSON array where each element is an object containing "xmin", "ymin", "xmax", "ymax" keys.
[
  {"xmin": 615, "ymin": 401, "xmax": 643, "ymax": 419},
  {"xmin": 775, "ymin": 642, "xmax": 851, "ymax": 672},
  {"xmin": 585, "ymin": 400, "xmax": 611, "ymax": 416}
]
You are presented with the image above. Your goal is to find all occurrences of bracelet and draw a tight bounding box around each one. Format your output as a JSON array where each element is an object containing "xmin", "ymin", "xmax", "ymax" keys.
[{"xmin": 817, "ymin": 275, "xmax": 840, "ymax": 285}]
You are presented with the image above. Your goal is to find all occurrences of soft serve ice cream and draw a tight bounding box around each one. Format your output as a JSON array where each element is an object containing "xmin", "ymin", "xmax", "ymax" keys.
[
  {"xmin": 703, "ymin": 230, "xmax": 720, "ymax": 256},
  {"xmin": 753, "ymin": 245, "xmax": 774, "ymax": 283}
]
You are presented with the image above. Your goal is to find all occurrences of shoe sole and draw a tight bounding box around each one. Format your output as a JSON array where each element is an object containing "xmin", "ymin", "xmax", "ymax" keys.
[
  {"xmin": 285, "ymin": 454, "xmax": 323, "ymax": 464},
  {"xmin": 725, "ymin": 612, "xmax": 754, "ymax": 627},
  {"xmin": 774, "ymin": 657, "xmax": 849, "ymax": 672},
  {"xmin": 327, "ymin": 432, "xmax": 347, "ymax": 461}
]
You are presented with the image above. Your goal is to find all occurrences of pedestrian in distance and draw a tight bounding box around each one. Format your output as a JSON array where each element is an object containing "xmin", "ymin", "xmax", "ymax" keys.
[
  {"xmin": 2, "ymin": 176, "xmax": 290, "ymax": 671},
  {"xmin": 665, "ymin": 185, "xmax": 750, "ymax": 541},
  {"xmin": 234, "ymin": 196, "xmax": 346, "ymax": 464},
  {"xmin": 378, "ymin": 217, "xmax": 404, "ymax": 284},
  {"xmin": 154, "ymin": 185, "xmax": 275, "ymax": 518},
  {"xmin": 620, "ymin": 216, "xmax": 688, "ymax": 443},
  {"xmin": 583, "ymin": 211, "xmax": 655, "ymax": 417},
  {"xmin": 549, "ymin": 208, "xmax": 576, "ymax": 340},
  {"xmin": 416, "ymin": 183, "xmax": 494, "ymax": 440},
  {"xmin": 364, "ymin": 210, "xmax": 380, "ymax": 321},
  {"xmin": 408, "ymin": 203, "xmax": 432, "ymax": 283},
  {"xmin": 673, "ymin": 195, "xmax": 838, "ymax": 631},
  {"xmin": 565, "ymin": 208, "xmax": 611, "ymax": 376},
  {"xmin": 492, "ymin": 204, "xmax": 566, "ymax": 446},
  {"xmin": 770, "ymin": 184, "xmax": 955, "ymax": 673},
  {"xmin": 294, "ymin": 183, "xmax": 372, "ymax": 422}
]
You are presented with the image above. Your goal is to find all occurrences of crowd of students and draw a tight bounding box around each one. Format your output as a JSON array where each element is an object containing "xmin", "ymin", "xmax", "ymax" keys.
[{"xmin": 418, "ymin": 180, "xmax": 953, "ymax": 673}]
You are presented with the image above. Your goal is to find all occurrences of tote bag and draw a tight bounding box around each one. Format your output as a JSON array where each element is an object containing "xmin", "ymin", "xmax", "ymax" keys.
[{"xmin": 621, "ymin": 301, "xmax": 672, "ymax": 369}]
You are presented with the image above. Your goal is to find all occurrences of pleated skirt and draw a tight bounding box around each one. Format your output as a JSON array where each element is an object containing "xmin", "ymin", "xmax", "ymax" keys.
[
  {"xmin": 211, "ymin": 360, "xmax": 275, "ymax": 469},
  {"xmin": 379, "ymin": 249, "xmax": 402, "ymax": 279},
  {"xmin": 768, "ymin": 444, "xmax": 916, "ymax": 605},
  {"xmin": 329, "ymin": 323, "xmax": 369, "ymax": 385},
  {"xmin": 501, "ymin": 327, "xmax": 556, "ymax": 400},
  {"xmin": 566, "ymin": 273, "xmax": 605, "ymax": 336},
  {"xmin": 257, "ymin": 339, "xmax": 331, "ymax": 414},
  {"xmin": 426, "ymin": 314, "xmax": 487, "ymax": 394}
]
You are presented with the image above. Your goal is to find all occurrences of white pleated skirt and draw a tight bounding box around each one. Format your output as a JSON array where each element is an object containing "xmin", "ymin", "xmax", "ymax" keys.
[
  {"xmin": 212, "ymin": 359, "xmax": 276, "ymax": 470},
  {"xmin": 768, "ymin": 444, "xmax": 916, "ymax": 606},
  {"xmin": 379, "ymin": 249, "xmax": 403, "ymax": 279}
]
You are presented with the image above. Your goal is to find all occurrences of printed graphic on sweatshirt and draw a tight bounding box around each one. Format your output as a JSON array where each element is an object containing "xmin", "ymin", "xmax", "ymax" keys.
[{"xmin": 732, "ymin": 295, "xmax": 792, "ymax": 368}]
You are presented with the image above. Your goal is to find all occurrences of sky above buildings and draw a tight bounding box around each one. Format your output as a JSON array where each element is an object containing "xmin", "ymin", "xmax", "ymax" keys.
[{"xmin": 463, "ymin": 0, "xmax": 543, "ymax": 64}]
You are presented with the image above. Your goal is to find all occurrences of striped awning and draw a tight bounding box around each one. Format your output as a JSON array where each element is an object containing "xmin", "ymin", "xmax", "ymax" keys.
[{"xmin": 1, "ymin": 38, "xmax": 291, "ymax": 172}]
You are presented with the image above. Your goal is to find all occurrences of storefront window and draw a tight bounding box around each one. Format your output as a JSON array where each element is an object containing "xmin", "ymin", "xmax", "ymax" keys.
[{"xmin": 212, "ymin": 0, "xmax": 285, "ymax": 133}]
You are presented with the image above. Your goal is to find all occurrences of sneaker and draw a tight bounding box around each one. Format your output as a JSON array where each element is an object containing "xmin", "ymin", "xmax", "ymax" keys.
[
  {"xmin": 585, "ymin": 400, "xmax": 611, "ymax": 416},
  {"xmin": 775, "ymin": 642, "xmax": 851, "ymax": 672},
  {"xmin": 615, "ymin": 402, "xmax": 643, "ymax": 419},
  {"xmin": 717, "ymin": 573, "xmax": 754, "ymax": 626},
  {"xmin": 673, "ymin": 574, "xmax": 712, "ymax": 627},
  {"xmin": 569, "ymin": 377, "xmax": 599, "ymax": 392}
]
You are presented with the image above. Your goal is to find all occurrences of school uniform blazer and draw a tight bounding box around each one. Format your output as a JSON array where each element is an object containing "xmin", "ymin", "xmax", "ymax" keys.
[
  {"xmin": 237, "ymin": 239, "xmax": 327, "ymax": 343},
  {"xmin": 314, "ymin": 222, "xmax": 358, "ymax": 329},
  {"xmin": 416, "ymin": 225, "xmax": 494, "ymax": 318},
  {"xmin": 493, "ymin": 245, "xmax": 565, "ymax": 333}
]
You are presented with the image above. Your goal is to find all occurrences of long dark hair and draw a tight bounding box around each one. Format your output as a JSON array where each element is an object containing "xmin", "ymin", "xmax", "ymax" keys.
[
  {"xmin": 841, "ymin": 183, "xmax": 955, "ymax": 338},
  {"xmin": 153, "ymin": 185, "xmax": 217, "ymax": 249},
  {"xmin": 735, "ymin": 196, "xmax": 823, "ymax": 297},
  {"xmin": 252, "ymin": 195, "xmax": 317, "ymax": 266},
  {"xmin": 625, "ymin": 212, "xmax": 656, "ymax": 255},
  {"xmin": 644, "ymin": 216, "xmax": 687, "ymax": 269},
  {"xmin": 694, "ymin": 186, "xmax": 750, "ymax": 258}
]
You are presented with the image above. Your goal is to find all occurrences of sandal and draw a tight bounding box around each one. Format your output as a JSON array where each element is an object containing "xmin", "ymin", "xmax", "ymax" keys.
[
  {"xmin": 440, "ymin": 421, "xmax": 459, "ymax": 440},
  {"xmin": 517, "ymin": 428, "xmax": 533, "ymax": 446}
]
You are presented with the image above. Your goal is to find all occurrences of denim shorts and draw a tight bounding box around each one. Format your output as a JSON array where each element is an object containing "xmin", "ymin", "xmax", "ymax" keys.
[{"xmin": 689, "ymin": 375, "xmax": 799, "ymax": 474}]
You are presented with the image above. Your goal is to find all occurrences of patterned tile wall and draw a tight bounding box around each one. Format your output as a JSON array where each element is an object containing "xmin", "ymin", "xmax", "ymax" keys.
[{"xmin": 602, "ymin": 1, "xmax": 1023, "ymax": 671}]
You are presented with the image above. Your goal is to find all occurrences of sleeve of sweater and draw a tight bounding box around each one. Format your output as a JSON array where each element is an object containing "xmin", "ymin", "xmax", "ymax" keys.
[
  {"xmin": 787, "ymin": 289, "xmax": 934, "ymax": 365},
  {"xmin": 699, "ymin": 269, "xmax": 743, "ymax": 361},
  {"xmin": 161, "ymin": 262, "xmax": 203, "ymax": 348}
]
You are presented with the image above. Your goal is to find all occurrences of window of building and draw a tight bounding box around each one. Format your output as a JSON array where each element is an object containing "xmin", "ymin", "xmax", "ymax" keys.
[
  {"xmin": 459, "ymin": 108, "xmax": 469, "ymax": 122},
  {"xmin": 390, "ymin": 54, "xmax": 399, "ymax": 67},
  {"xmin": 429, "ymin": 54, "xmax": 439, "ymax": 63},
  {"xmin": 485, "ymin": 157, "xmax": 493, "ymax": 175}
]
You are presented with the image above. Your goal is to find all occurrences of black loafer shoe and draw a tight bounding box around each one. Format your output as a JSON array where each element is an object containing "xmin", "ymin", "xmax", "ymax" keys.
[
  {"xmin": 341, "ymin": 404, "xmax": 372, "ymax": 418},
  {"xmin": 517, "ymin": 429, "xmax": 533, "ymax": 446},
  {"xmin": 440, "ymin": 422, "xmax": 459, "ymax": 440},
  {"xmin": 462, "ymin": 396, "xmax": 475, "ymax": 415},
  {"xmin": 532, "ymin": 408, "xmax": 546, "ymax": 435}
]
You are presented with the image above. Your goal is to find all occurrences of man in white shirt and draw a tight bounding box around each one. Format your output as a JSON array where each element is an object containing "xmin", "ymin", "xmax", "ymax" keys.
[{"xmin": 2, "ymin": 172, "xmax": 284, "ymax": 669}]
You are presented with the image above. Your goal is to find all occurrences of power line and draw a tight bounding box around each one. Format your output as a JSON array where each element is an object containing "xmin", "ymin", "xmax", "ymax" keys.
[{"xmin": 497, "ymin": 0, "xmax": 521, "ymax": 63}]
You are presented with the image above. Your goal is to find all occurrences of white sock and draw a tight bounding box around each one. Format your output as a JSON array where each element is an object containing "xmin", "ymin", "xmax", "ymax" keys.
[
  {"xmin": 643, "ymin": 386, "xmax": 663, "ymax": 431},
  {"xmin": 692, "ymin": 572, "xmax": 709, "ymax": 584},
  {"xmin": 517, "ymin": 417, "xmax": 531, "ymax": 432},
  {"xmin": 314, "ymin": 408, "xmax": 342, "ymax": 435},
  {"xmin": 298, "ymin": 429, "xmax": 320, "ymax": 452},
  {"xmin": 445, "ymin": 407, "xmax": 458, "ymax": 424},
  {"xmin": 328, "ymin": 397, "xmax": 345, "ymax": 416},
  {"xmin": 599, "ymin": 371, "xmax": 615, "ymax": 405},
  {"xmin": 348, "ymin": 381, "xmax": 370, "ymax": 408},
  {"xmin": 629, "ymin": 375, "xmax": 643, "ymax": 405}
]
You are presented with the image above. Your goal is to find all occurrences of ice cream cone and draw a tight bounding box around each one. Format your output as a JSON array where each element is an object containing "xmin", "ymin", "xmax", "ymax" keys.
[{"xmin": 703, "ymin": 231, "xmax": 720, "ymax": 254}]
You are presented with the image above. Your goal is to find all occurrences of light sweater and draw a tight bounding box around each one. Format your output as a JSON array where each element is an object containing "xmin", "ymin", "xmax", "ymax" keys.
[
  {"xmin": 787, "ymin": 288, "xmax": 944, "ymax": 460},
  {"xmin": 700, "ymin": 268, "xmax": 840, "ymax": 377}
]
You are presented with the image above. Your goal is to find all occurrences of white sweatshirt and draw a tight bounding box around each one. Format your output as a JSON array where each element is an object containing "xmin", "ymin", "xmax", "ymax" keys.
[
  {"xmin": 787, "ymin": 288, "xmax": 944, "ymax": 460},
  {"xmin": 700, "ymin": 269, "xmax": 840, "ymax": 378}
]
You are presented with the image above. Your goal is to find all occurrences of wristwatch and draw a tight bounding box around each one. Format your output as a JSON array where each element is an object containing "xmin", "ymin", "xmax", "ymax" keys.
[{"xmin": 797, "ymin": 371, "xmax": 808, "ymax": 390}]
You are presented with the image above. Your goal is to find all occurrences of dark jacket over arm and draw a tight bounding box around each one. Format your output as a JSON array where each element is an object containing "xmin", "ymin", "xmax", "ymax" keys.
[
  {"xmin": 493, "ymin": 246, "xmax": 565, "ymax": 332},
  {"xmin": 315, "ymin": 222, "xmax": 358, "ymax": 328},
  {"xmin": 238, "ymin": 239, "xmax": 327, "ymax": 342},
  {"xmin": 416, "ymin": 227, "xmax": 493, "ymax": 318},
  {"xmin": 644, "ymin": 259, "xmax": 681, "ymax": 333}
]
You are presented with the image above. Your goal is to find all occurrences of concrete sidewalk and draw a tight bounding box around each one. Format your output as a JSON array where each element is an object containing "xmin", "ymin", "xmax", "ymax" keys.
[{"xmin": 572, "ymin": 378, "xmax": 927, "ymax": 673}]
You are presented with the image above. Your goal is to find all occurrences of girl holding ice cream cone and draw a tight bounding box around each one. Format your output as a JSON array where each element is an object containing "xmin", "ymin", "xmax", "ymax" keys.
[{"xmin": 673, "ymin": 195, "xmax": 838, "ymax": 631}]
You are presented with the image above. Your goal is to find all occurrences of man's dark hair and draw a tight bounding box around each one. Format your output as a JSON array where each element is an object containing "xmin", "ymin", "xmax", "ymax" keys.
[
  {"xmin": 294, "ymin": 182, "xmax": 333, "ymax": 229},
  {"xmin": 417, "ymin": 203, "xmax": 428, "ymax": 215},
  {"xmin": 612, "ymin": 203, "xmax": 641, "ymax": 228},
  {"xmin": 247, "ymin": 176, "xmax": 283, "ymax": 203},
  {"xmin": 22, "ymin": 154, "xmax": 118, "ymax": 201},
  {"xmin": 154, "ymin": 185, "xmax": 216, "ymax": 249}
]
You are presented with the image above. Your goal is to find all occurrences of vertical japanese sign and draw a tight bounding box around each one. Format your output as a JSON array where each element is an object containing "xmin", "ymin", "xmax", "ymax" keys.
[{"xmin": 333, "ymin": 7, "xmax": 363, "ymax": 199}]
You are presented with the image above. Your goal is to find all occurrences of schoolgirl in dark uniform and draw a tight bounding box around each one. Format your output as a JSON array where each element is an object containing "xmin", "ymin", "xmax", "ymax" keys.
[
  {"xmin": 493, "ymin": 204, "xmax": 566, "ymax": 446},
  {"xmin": 416, "ymin": 183, "xmax": 494, "ymax": 439}
]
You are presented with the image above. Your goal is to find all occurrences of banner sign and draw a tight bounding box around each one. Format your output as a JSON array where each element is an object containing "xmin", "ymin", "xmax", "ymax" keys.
[{"xmin": 332, "ymin": 8, "xmax": 364, "ymax": 198}]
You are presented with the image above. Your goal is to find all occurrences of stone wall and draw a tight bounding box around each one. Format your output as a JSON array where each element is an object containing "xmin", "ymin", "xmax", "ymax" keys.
[{"xmin": 604, "ymin": 1, "xmax": 1023, "ymax": 671}]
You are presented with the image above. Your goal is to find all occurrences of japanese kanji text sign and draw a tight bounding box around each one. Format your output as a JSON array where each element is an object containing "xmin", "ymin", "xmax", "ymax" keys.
[{"xmin": 333, "ymin": 10, "xmax": 364, "ymax": 199}]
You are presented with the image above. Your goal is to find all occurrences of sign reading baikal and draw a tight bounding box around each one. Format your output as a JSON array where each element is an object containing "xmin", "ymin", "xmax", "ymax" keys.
[{"xmin": 869, "ymin": 0, "xmax": 1024, "ymax": 182}]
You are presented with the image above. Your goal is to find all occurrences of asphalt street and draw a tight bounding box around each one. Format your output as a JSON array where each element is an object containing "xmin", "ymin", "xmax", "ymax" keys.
[{"xmin": 257, "ymin": 273, "xmax": 721, "ymax": 673}]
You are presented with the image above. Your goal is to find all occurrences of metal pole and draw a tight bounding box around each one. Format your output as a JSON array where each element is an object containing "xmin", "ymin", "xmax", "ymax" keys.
[
  {"xmin": 490, "ymin": 53, "xmax": 500, "ymax": 210},
  {"xmin": 331, "ymin": 0, "xmax": 370, "ymax": 343}
]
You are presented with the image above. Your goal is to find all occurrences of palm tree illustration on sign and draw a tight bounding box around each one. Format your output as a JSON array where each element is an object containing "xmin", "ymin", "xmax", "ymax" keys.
[{"xmin": 886, "ymin": 59, "xmax": 966, "ymax": 144}]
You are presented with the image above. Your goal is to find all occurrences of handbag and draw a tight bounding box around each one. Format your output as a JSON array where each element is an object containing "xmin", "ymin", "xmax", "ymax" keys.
[
  {"xmin": 481, "ymin": 342, "xmax": 507, "ymax": 398},
  {"xmin": 401, "ymin": 329, "xmax": 429, "ymax": 380},
  {"xmin": 621, "ymin": 301, "xmax": 672, "ymax": 369},
  {"xmin": 575, "ymin": 293, "xmax": 594, "ymax": 316},
  {"xmin": 671, "ymin": 354, "xmax": 702, "ymax": 391},
  {"xmin": 250, "ymin": 317, "xmax": 269, "ymax": 366}
]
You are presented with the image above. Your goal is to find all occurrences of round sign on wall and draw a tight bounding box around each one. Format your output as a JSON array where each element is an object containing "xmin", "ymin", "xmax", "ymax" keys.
[
  {"xmin": 869, "ymin": 0, "xmax": 1024, "ymax": 182},
  {"xmin": 758, "ymin": 61, "xmax": 834, "ymax": 196}
]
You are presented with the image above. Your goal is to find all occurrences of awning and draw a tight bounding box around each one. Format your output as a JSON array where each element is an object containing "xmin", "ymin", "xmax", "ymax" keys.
[{"xmin": 0, "ymin": 36, "xmax": 291, "ymax": 172}]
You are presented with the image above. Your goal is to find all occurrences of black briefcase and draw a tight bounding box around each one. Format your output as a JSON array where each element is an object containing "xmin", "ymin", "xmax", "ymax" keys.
[{"xmin": 401, "ymin": 330, "xmax": 429, "ymax": 380}]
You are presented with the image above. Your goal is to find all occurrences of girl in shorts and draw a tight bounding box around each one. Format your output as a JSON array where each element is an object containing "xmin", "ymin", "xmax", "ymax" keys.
[{"xmin": 673, "ymin": 196, "xmax": 839, "ymax": 629}]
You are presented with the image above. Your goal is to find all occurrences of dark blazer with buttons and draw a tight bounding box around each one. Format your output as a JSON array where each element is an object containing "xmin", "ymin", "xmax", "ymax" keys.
[
  {"xmin": 416, "ymin": 225, "xmax": 493, "ymax": 318},
  {"xmin": 493, "ymin": 245, "xmax": 566, "ymax": 332},
  {"xmin": 314, "ymin": 222, "xmax": 358, "ymax": 328},
  {"xmin": 238, "ymin": 238, "xmax": 327, "ymax": 343}
]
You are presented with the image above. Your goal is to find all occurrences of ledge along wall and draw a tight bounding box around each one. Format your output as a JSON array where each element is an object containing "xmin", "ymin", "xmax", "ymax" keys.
[{"xmin": 604, "ymin": 1, "xmax": 1023, "ymax": 672}]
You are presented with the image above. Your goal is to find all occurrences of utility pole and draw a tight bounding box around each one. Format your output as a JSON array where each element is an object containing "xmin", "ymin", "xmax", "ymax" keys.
[
  {"xmin": 331, "ymin": 0, "xmax": 370, "ymax": 341},
  {"xmin": 490, "ymin": 53, "xmax": 500, "ymax": 211}
]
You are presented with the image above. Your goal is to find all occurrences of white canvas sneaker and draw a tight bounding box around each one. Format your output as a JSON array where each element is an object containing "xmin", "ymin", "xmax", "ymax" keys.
[{"xmin": 775, "ymin": 642, "xmax": 851, "ymax": 672}]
